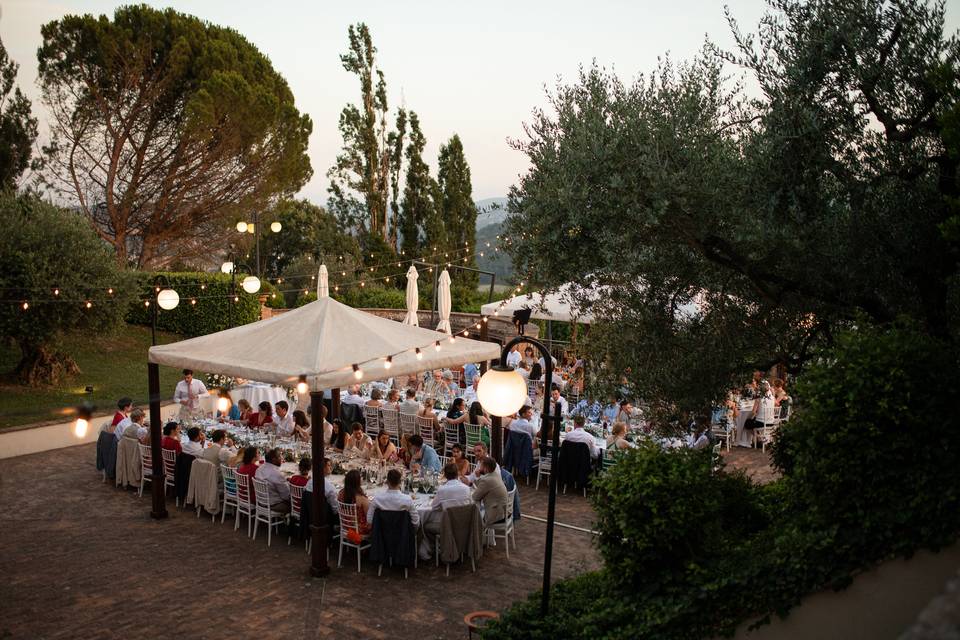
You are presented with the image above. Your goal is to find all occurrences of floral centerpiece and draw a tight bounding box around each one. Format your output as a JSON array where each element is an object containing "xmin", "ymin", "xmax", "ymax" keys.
[{"xmin": 205, "ymin": 373, "xmax": 237, "ymax": 390}]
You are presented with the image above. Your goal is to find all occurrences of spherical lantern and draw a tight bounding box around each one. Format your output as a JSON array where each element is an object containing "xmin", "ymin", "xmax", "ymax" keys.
[
  {"xmin": 157, "ymin": 288, "xmax": 180, "ymax": 310},
  {"xmin": 220, "ymin": 261, "xmax": 234, "ymax": 274},
  {"xmin": 477, "ymin": 365, "xmax": 528, "ymax": 417},
  {"xmin": 235, "ymin": 221, "xmax": 248, "ymax": 233},
  {"xmin": 241, "ymin": 275, "xmax": 261, "ymax": 294},
  {"xmin": 270, "ymin": 221, "xmax": 282, "ymax": 233}
]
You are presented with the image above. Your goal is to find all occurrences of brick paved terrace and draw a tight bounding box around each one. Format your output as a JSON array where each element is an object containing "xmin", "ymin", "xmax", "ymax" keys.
[{"xmin": 0, "ymin": 444, "xmax": 774, "ymax": 640}]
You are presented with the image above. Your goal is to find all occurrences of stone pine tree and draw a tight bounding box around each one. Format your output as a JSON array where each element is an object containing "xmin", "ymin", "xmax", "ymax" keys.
[
  {"xmin": 0, "ymin": 35, "xmax": 38, "ymax": 190},
  {"xmin": 399, "ymin": 112, "xmax": 434, "ymax": 256},
  {"xmin": 438, "ymin": 134, "xmax": 477, "ymax": 289}
]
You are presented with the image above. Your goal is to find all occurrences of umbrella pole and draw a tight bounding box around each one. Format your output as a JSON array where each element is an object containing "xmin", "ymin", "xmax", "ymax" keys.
[{"xmin": 309, "ymin": 389, "xmax": 330, "ymax": 577}]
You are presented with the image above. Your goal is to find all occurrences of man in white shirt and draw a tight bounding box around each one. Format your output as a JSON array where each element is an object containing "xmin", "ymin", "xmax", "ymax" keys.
[
  {"xmin": 254, "ymin": 449, "xmax": 290, "ymax": 512},
  {"xmin": 550, "ymin": 387, "xmax": 568, "ymax": 417},
  {"xmin": 182, "ymin": 426, "xmax": 205, "ymax": 457},
  {"xmin": 174, "ymin": 369, "xmax": 209, "ymax": 417},
  {"xmin": 367, "ymin": 468, "xmax": 420, "ymax": 526},
  {"xmin": 563, "ymin": 415, "xmax": 600, "ymax": 459},
  {"xmin": 506, "ymin": 345, "xmax": 522, "ymax": 368},
  {"xmin": 305, "ymin": 458, "xmax": 339, "ymax": 515},
  {"xmin": 615, "ymin": 400, "xmax": 634, "ymax": 423},
  {"xmin": 114, "ymin": 412, "xmax": 133, "ymax": 443},
  {"xmin": 399, "ymin": 389, "xmax": 421, "ymax": 415},
  {"xmin": 422, "ymin": 370, "xmax": 446, "ymax": 400},
  {"xmin": 339, "ymin": 385, "xmax": 365, "ymax": 406},
  {"xmin": 274, "ymin": 400, "xmax": 294, "ymax": 437},
  {"xmin": 691, "ymin": 417, "xmax": 710, "ymax": 450},
  {"xmin": 508, "ymin": 405, "xmax": 538, "ymax": 442},
  {"xmin": 419, "ymin": 461, "xmax": 473, "ymax": 560}
]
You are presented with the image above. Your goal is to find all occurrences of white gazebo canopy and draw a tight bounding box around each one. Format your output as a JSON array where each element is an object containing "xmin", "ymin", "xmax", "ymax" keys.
[
  {"xmin": 481, "ymin": 282, "xmax": 599, "ymax": 324},
  {"xmin": 148, "ymin": 296, "xmax": 500, "ymax": 390}
]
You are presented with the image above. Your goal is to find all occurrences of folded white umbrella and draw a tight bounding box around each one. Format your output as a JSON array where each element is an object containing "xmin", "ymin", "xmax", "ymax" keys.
[
  {"xmin": 403, "ymin": 265, "xmax": 419, "ymax": 326},
  {"xmin": 436, "ymin": 269, "xmax": 452, "ymax": 334},
  {"xmin": 317, "ymin": 264, "xmax": 329, "ymax": 298}
]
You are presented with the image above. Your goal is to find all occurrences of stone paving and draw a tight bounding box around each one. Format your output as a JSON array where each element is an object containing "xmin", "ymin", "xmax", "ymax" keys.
[{"xmin": 0, "ymin": 443, "xmax": 780, "ymax": 640}]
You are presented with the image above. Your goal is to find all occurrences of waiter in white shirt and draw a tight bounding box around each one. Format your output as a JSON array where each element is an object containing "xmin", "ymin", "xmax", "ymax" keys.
[
  {"xmin": 367, "ymin": 468, "xmax": 420, "ymax": 526},
  {"xmin": 563, "ymin": 415, "xmax": 600, "ymax": 459},
  {"xmin": 174, "ymin": 369, "xmax": 209, "ymax": 420},
  {"xmin": 419, "ymin": 461, "xmax": 473, "ymax": 559}
]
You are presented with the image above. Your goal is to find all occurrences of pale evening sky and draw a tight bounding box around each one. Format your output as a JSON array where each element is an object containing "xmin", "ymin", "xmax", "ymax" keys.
[{"xmin": 3, "ymin": 1, "xmax": 958, "ymax": 204}]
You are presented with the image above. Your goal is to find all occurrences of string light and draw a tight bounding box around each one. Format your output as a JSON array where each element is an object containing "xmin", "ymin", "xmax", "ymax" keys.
[
  {"xmin": 434, "ymin": 341, "xmax": 441, "ymax": 351},
  {"xmin": 296, "ymin": 375, "xmax": 308, "ymax": 394},
  {"xmin": 384, "ymin": 355, "xmax": 392, "ymax": 370},
  {"xmin": 352, "ymin": 363, "xmax": 363, "ymax": 380},
  {"xmin": 21, "ymin": 301, "xmax": 28, "ymax": 310},
  {"xmin": 107, "ymin": 288, "xmax": 113, "ymax": 295},
  {"xmin": 448, "ymin": 335, "xmax": 456, "ymax": 344},
  {"xmin": 415, "ymin": 347, "xmax": 423, "ymax": 360},
  {"xmin": 144, "ymin": 300, "xmax": 150, "ymax": 307},
  {"xmin": 85, "ymin": 301, "xmax": 92, "ymax": 309},
  {"xmin": 191, "ymin": 298, "xmax": 197, "ymax": 305},
  {"xmin": 53, "ymin": 288, "xmax": 59, "ymax": 296}
]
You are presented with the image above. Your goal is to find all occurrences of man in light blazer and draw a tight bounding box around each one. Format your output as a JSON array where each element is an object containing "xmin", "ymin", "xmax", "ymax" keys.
[{"xmin": 472, "ymin": 457, "xmax": 510, "ymax": 526}]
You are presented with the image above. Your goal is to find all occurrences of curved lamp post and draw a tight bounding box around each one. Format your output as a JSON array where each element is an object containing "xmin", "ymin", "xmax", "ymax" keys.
[
  {"xmin": 477, "ymin": 334, "xmax": 562, "ymax": 617},
  {"xmin": 235, "ymin": 212, "xmax": 281, "ymax": 277}
]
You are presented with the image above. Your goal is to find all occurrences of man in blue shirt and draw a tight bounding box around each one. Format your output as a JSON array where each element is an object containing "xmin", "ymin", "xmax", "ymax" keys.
[
  {"xmin": 408, "ymin": 434, "xmax": 441, "ymax": 473},
  {"xmin": 463, "ymin": 361, "xmax": 480, "ymax": 387},
  {"xmin": 602, "ymin": 399, "xmax": 619, "ymax": 424},
  {"xmin": 570, "ymin": 398, "xmax": 602, "ymax": 422}
]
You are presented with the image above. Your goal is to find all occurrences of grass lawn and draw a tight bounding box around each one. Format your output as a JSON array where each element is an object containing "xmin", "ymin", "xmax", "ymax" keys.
[{"xmin": 0, "ymin": 324, "xmax": 202, "ymax": 429}]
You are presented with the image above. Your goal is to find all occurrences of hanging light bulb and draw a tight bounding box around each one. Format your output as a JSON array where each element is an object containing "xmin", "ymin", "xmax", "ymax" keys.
[
  {"xmin": 21, "ymin": 301, "xmax": 28, "ymax": 310},
  {"xmin": 74, "ymin": 403, "xmax": 94, "ymax": 438},
  {"xmin": 144, "ymin": 300, "xmax": 150, "ymax": 308},
  {"xmin": 352, "ymin": 364, "xmax": 363, "ymax": 380},
  {"xmin": 53, "ymin": 288, "xmax": 60, "ymax": 296},
  {"xmin": 85, "ymin": 301, "xmax": 92, "ymax": 309},
  {"xmin": 415, "ymin": 348, "xmax": 423, "ymax": 360},
  {"xmin": 434, "ymin": 341, "xmax": 441, "ymax": 351},
  {"xmin": 296, "ymin": 374, "xmax": 308, "ymax": 395},
  {"xmin": 448, "ymin": 335, "xmax": 456, "ymax": 344},
  {"xmin": 384, "ymin": 356, "xmax": 392, "ymax": 370},
  {"xmin": 107, "ymin": 288, "xmax": 114, "ymax": 295},
  {"xmin": 191, "ymin": 298, "xmax": 197, "ymax": 305}
]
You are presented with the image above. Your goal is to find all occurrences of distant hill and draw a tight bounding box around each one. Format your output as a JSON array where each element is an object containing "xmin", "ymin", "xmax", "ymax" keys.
[
  {"xmin": 475, "ymin": 197, "xmax": 509, "ymax": 229},
  {"xmin": 475, "ymin": 197, "xmax": 512, "ymax": 284}
]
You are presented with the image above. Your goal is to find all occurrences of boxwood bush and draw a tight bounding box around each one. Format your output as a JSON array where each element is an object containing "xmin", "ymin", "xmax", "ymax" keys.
[
  {"xmin": 483, "ymin": 321, "xmax": 960, "ymax": 639},
  {"xmin": 126, "ymin": 271, "xmax": 262, "ymax": 336}
]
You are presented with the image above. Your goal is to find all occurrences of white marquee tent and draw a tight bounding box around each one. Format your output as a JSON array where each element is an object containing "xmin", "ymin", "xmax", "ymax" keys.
[
  {"xmin": 480, "ymin": 282, "xmax": 599, "ymax": 324},
  {"xmin": 149, "ymin": 296, "xmax": 500, "ymax": 390}
]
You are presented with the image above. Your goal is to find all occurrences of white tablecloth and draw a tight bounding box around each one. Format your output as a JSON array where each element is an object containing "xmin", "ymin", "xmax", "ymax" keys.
[{"xmin": 231, "ymin": 384, "xmax": 290, "ymax": 411}]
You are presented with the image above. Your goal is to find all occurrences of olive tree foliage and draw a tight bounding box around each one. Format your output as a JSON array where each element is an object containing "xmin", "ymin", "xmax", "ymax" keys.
[
  {"xmin": 37, "ymin": 5, "xmax": 313, "ymax": 268},
  {"xmin": 504, "ymin": 0, "xmax": 959, "ymax": 411},
  {"xmin": 0, "ymin": 193, "xmax": 136, "ymax": 384}
]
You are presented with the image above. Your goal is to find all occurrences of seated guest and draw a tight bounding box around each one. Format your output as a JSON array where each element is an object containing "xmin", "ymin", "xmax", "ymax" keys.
[
  {"xmin": 338, "ymin": 469, "xmax": 372, "ymax": 535},
  {"xmin": 464, "ymin": 443, "xmax": 501, "ymax": 485},
  {"xmin": 463, "ymin": 377, "xmax": 480, "ymax": 406},
  {"xmin": 305, "ymin": 458, "xmax": 339, "ymax": 515},
  {"xmin": 289, "ymin": 457, "xmax": 311, "ymax": 487},
  {"xmin": 370, "ymin": 429, "xmax": 399, "ymax": 463},
  {"xmin": 441, "ymin": 371, "xmax": 458, "ymax": 400},
  {"xmin": 472, "ymin": 457, "xmax": 510, "ymax": 526},
  {"xmin": 365, "ymin": 388, "xmax": 384, "ymax": 408},
  {"xmin": 367, "ymin": 468, "xmax": 420, "ymax": 527},
  {"xmin": 509, "ymin": 405, "xmax": 539, "ymax": 443},
  {"xmin": 236, "ymin": 447, "xmax": 260, "ymax": 492},
  {"xmin": 203, "ymin": 429, "xmax": 236, "ymax": 465},
  {"xmin": 550, "ymin": 386, "xmax": 568, "ymax": 417},
  {"xmin": 615, "ymin": 400, "xmax": 634, "ymax": 423},
  {"xmin": 468, "ymin": 401, "xmax": 491, "ymax": 427},
  {"xmin": 254, "ymin": 449, "xmax": 291, "ymax": 513},
  {"xmin": 536, "ymin": 418, "xmax": 554, "ymax": 459},
  {"xmin": 423, "ymin": 370, "xmax": 446, "ymax": 399},
  {"xmin": 516, "ymin": 361, "xmax": 530, "ymax": 381},
  {"xmin": 399, "ymin": 389, "xmax": 421, "ymax": 415},
  {"xmin": 328, "ymin": 418, "xmax": 347, "ymax": 451},
  {"xmin": 182, "ymin": 426, "xmax": 204, "ymax": 457},
  {"xmin": 529, "ymin": 362, "xmax": 543, "ymax": 383},
  {"xmin": 384, "ymin": 389, "xmax": 401, "ymax": 412},
  {"xmin": 564, "ymin": 415, "xmax": 600, "ymax": 459},
  {"xmin": 343, "ymin": 422, "xmax": 372, "ymax": 454},
  {"xmin": 691, "ymin": 417, "xmax": 710, "ymax": 450},
  {"xmin": 602, "ymin": 398, "xmax": 619, "ymax": 424},
  {"xmin": 445, "ymin": 398, "xmax": 469, "ymax": 427},
  {"xmin": 570, "ymin": 398, "xmax": 602, "ymax": 422},
  {"xmin": 450, "ymin": 444, "xmax": 470, "ymax": 479},
  {"xmin": 417, "ymin": 398, "xmax": 442, "ymax": 434},
  {"xmin": 407, "ymin": 434, "xmax": 441, "ymax": 473},
  {"xmin": 122, "ymin": 408, "xmax": 149, "ymax": 443},
  {"xmin": 161, "ymin": 422, "xmax": 182, "ymax": 454},
  {"xmin": 340, "ymin": 384, "xmax": 365, "ymax": 407},
  {"xmin": 216, "ymin": 389, "xmax": 240, "ymax": 422},
  {"xmin": 292, "ymin": 409, "xmax": 311, "ymax": 441},
  {"xmin": 247, "ymin": 401, "xmax": 274, "ymax": 429},
  {"xmin": 419, "ymin": 462, "xmax": 473, "ymax": 560},
  {"xmin": 606, "ymin": 422, "xmax": 633, "ymax": 450},
  {"xmin": 112, "ymin": 397, "xmax": 132, "ymax": 428},
  {"xmin": 275, "ymin": 400, "xmax": 294, "ymax": 437},
  {"xmin": 237, "ymin": 398, "xmax": 254, "ymax": 423}
]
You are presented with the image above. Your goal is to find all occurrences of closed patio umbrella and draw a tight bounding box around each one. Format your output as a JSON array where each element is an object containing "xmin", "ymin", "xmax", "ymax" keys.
[
  {"xmin": 317, "ymin": 264, "xmax": 329, "ymax": 298},
  {"xmin": 436, "ymin": 269, "xmax": 452, "ymax": 334},
  {"xmin": 403, "ymin": 265, "xmax": 419, "ymax": 326}
]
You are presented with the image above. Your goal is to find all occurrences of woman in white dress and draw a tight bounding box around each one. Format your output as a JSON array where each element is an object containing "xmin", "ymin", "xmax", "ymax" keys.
[{"xmin": 736, "ymin": 381, "xmax": 774, "ymax": 447}]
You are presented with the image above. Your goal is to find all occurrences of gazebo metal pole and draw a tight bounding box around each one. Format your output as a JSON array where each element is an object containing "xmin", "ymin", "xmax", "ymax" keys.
[
  {"xmin": 491, "ymin": 414, "xmax": 503, "ymax": 464},
  {"xmin": 309, "ymin": 389, "xmax": 329, "ymax": 576},
  {"xmin": 147, "ymin": 363, "xmax": 167, "ymax": 519}
]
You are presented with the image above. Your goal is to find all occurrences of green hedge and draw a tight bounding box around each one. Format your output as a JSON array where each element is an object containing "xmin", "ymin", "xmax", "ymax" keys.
[
  {"xmin": 126, "ymin": 271, "xmax": 262, "ymax": 336},
  {"xmin": 483, "ymin": 321, "xmax": 960, "ymax": 639}
]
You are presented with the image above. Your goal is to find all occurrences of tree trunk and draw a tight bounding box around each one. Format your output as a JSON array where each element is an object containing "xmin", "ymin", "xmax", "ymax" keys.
[{"xmin": 15, "ymin": 342, "xmax": 81, "ymax": 386}]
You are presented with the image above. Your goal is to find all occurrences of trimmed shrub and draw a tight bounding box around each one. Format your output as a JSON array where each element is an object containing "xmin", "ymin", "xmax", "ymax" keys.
[{"xmin": 126, "ymin": 271, "xmax": 261, "ymax": 336}]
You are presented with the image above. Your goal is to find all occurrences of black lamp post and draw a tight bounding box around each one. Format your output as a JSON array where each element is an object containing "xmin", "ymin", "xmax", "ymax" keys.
[
  {"xmin": 477, "ymin": 330, "xmax": 563, "ymax": 617},
  {"xmin": 221, "ymin": 256, "xmax": 260, "ymax": 328},
  {"xmin": 235, "ymin": 213, "xmax": 281, "ymax": 278}
]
